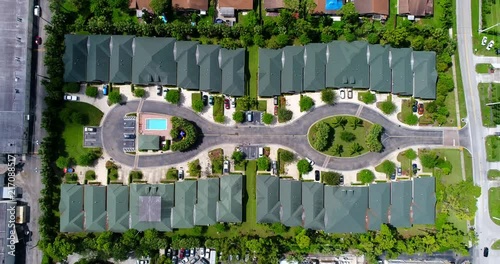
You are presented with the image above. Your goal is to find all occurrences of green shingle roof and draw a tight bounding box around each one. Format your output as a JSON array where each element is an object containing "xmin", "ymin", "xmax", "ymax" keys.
[
  {"xmin": 302, "ymin": 182, "xmax": 325, "ymax": 230},
  {"xmin": 138, "ymin": 135, "xmax": 160, "ymax": 150},
  {"xmin": 84, "ymin": 185, "xmax": 107, "ymax": 232},
  {"xmin": 132, "ymin": 37, "xmax": 177, "ymax": 85},
  {"xmin": 197, "ymin": 45, "xmax": 222, "ymax": 92},
  {"xmin": 172, "ymin": 181, "xmax": 196, "ymax": 228},
  {"xmin": 324, "ymin": 186, "xmax": 368, "ymax": 233},
  {"xmin": 195, "ymin": 178, "xmax": 220, "ymax": 225},
  {"xmin": 59, "ymin": 184, "xmax": 84, "ymax": 232},
  {"xmin": 412, "ymin": 177, "xmax": 436, "ymax": 224},
  {"xmin": 367, "ymin": 183, "xmax": 390, "ymax": 230},
  {"xmin": 107, "ymin": 184, "xmax": 130, "ymax": 232},
  {"xmin": 217, "ymin": 175, "xmax": 243, "ymax": 223},
  {"xmin": 413, "ymin": 51, "xmax": 438, "ymax": 99},
  {"xmin": 256, "ymin": 176, "xmax": 281, "ymax": 223},
  {"xmin": 86, "ymin": 35, "xmax": 111, "ymax": 83},
  {"xmin": 63, "ymin": 35, "xmax": 88, "ymax": 82},
  {"xmin": 303, "ymin": 43, "xmax": 327, "ymax": 91},
  {"xmin": 391, "ymin": 48, "xmax": 413, "ymax": 96},
  {"xmin": 326, "ymin": 41, "xmax": 369, "ymax": 88},
  {"xmin": 280, "ymin": 180, "xmax": 303, "ymax": 227},
  {"xmin": 220, "ymin": 48, "xmax": 245, "ymax": 96},
  {"xmin": 130, "ymin": 184, "xmax": 174, "ymax": 231},
  {"xmin": 175, "ymin": 41, "xmax": 199, "ymax": 89},
  {"xmin": 258, "ymin": 49, "xmax": 282, "ymax": 97},
  {"xmin": 109, "ymin": 35, "xmax": 134, "ymax": 84},
  {"xmin": 390, "ymin": 181, "xmax": 412, "ymax": 227},
  {"xmin": 368, "ymin": 45, "xmax": 392, "ymax": 92},
  {"xmin": 281, "ymin": 46, "xmax": 304, "ymax": 93}
]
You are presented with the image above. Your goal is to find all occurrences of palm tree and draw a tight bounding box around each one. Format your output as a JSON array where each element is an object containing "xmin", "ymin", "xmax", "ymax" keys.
[
  {"xmin": 332, "ymin": 116, "xmax": 347, "ymax": 129},
  {"xmin": 349, "ymin": 142, "xmax": 363, "ymax": 155},
  {"xmin": 332, "ymin": 144, "xmax": 343, "ymax": 156},
  {"xmin": 349, "ymin": 117, "xmax": 363, "ymax": 130}
]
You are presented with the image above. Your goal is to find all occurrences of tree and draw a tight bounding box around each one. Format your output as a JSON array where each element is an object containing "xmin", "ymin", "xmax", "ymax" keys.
[
  {"xmin": 405, "ymin": 148, "xmax": 417, "ymax": 160},
  {"xmin": 332, "ymin": 144, "xmax": 344, "ymax": 156},
  {"xmin": 295, "ymin": 229, "xmax": 311, "ymax": 251},
  {"xmin": 56, "ymin": 156, "xmax": 71, "ymax": 169},
  {"xmin": 299, "ymin": 95, "xmax": 315, "ymax": 112},
  {"xmin": 420, "ymin": 151, "xmax": 439, "ymax": 168},
  {"xmin": 380, "ymin": 160, "xmax": 396, "ymax": 175},
  {"xmin": 338, "ymin": 2, "xmax": 359, "ymax": 25},
  {"xmin": 412, "ymin": 35, "xmax": 425, "ymax": 51},
  {"xmin": 257, "ymin": 156, "xmax": 270, "ymax": 171},
  {"xmin": 108, "ymin": 91, "xmax": 122, "ymax": 104},
  {"xmin": 129, "ymin": 170, "xmax": 143, "ymax": 180},
  {"xmin": 192, "ymin": 99, "xmax": 204, "ymax": 113},
  {"xmin": 284, "ymin": 0, "xmax": 317, "ymax": 18},
  {"xmin": 297, "ymin": 159, "xmax": 312, "ymax": 174},
  {"xmin": 233, "ymin": 111, "xmax": 245, "ymax": 123},
  {"xmin": 86, "ymin": 86, "xmax": 98, "ymax": 97},
  {"xmin": 150, "ymin": 0, "xmax": 168, "ymax": 14},
  {"xmin": 188, "ymin": 159, "xmax": 201, "ymax": 176},
  {"xmin": 166, "ymin": 89, "xmax": 181, "ymax": 104},
  {"xmin": 321, "ymin": 171, "xmax": 342, "ymax": 185},
  {"xmin": 367, "ymin": 33, "xmax": 380, "ymax": 44},
  {"xmin": 340, "ymin": 131, "xmax": 356, "ymax": 142},
  {"xmin": 278, "ymin": 108, "xmax": 293, "ymax": 122},
  {"xmin": 78, "ymin": 151, "xmax": 100, "ymax": 166},
  {"xmin": 349, "ymin": 142, "xmax": 363, "ymax": 155},
  {"xmin": 71, "ymin": 112, "xmax": 88, "ymax": 125},
  {"xmin": 380, "ymin": 100, "xmax": 397, "ymax": 114},
  {"xmin": 232, "ymin": 151, "xmax": 245, "ymax": 164},
  {"xmin": 312, "ymin": 122, "xmax": 332, "ymax": 151},
  {"xmin": 321, "ymin": 89, "xmax": 336, "ymax": 104},
  {"xmin": 280, "ymin": 149, "xmax": 294, "ymax": 162},
  {"xmin": 85, "ymin": 170, "xmax": 96, "ymax": 181},
  {"xmin": 133, "ymin": 88, "xmax": 145, "ymax": 98},
  {"xmin": 332, "ymin": 116, "xmax": 347, "ymax": 129},
  {"xmin": 170, "ymin": 117, "xmax": 199, "ymax": 151},
  {"xmin": 270, "ymin": 222, "xmax": 288, "ymax": 235},
  {"xmin": 357, "ymin": 169, "xmax": 375, "ymax": 184},
  {"xmin": 349, "ymin": 117, "xmax": 363, "ymax": 130},
  {"xmin": 262, "ymin": 113, "xmax": 274, "ymax": 125}
]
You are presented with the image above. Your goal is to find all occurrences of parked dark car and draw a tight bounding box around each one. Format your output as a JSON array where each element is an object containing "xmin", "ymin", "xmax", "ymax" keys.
[
  {"xmin": 224, "ymin": 98, "xmax": 230, "ymax": 109},
  {"xmin": 124, "ymin": 134, "xmax": 136, "ymax": 139},
  {"xmin": 339, "ymin": 176, "xmax": 344, "ymax": 185},
  {"xmin": 35, "ymin": 36, "xmax": 42, "ymax": 45},
  {"xmin": 412, "ymin": 163, "xmax": 418, "ymax": 174},
  {"xmin": 397, "ymin": 167, "xmax": 402, "ymax": 176},
  {"xmin": 274, "ymin": 105, "xmax": 278, "ymax": 116},
  {"xmin": 484, "ymin": 247, "xmax": 489, "ymax": 257},
  {"xmin": 202, "ymin": 95, "xmax": 208, "ymax": 106},
  {"xmin": 209, "ymin": 96, "xmax": 214, "ymax": 106},
  {"xmin": 390, "ymin": 172, "xmax": 396, "ymax": 180},
  {"xmin": 172, "ymin": 256, "xmax": 178, "ymax": 263},
  {"xmin": 412, "ymin": 104, "xmax": 418, "ymax": 112},
  {"xmin": 172, "ymin": 250, "xmax": 178, "ymax": 258},
  {"xmin": 157, "ymin": 85, "xmax": 162, "ymax": 96},
  {"xmin": 185, "ymin": 249, "xmax": 190, "ymax": 258},
  {"xmin": 314, "ymin": 170, "xmax": 320, "ymax": 181},
  {"xmin": 347, "ymin": 89, "xmax": 353, "ymax": 99},
  {"xmin": 273, "ymin": 96, "xmax": 279, "ymax": 105}
]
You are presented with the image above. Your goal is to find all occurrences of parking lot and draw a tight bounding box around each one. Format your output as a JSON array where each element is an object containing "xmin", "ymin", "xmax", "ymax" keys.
[
  {"xmin": 237, "ymin": 145, "xmax": 262, "ymax": 160},
  {"xmin": 83, "ymin": 127, "xmax": 102, "ymax": 147},
  {"xmin": 166, "ymin": 247, "xmax": 215, "ymax": 264},
  {"xmin": 123, "ymin": 116, "xmax": 136, "ymax": 152}
]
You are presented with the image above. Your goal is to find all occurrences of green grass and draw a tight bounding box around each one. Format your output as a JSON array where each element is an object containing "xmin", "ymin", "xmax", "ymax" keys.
[
  {"xmin": 308, "ymin": 116, "xmax": 372, "ymax": 157},
  {"xmin": 488, "ymin": 169, "xmax": 500, "ymax": 179},
  {"xmin": 489, "ymin": 187, "xmax": 500, "ymax": 225},
  {"xmin": 257, "ymin": 100, "xmax": 267, "ymax": 112},
  {"xmin": 478, "ymin": 83, "xmax": 496, "ymax": 127},
  {"xmin": 62, "ymin": 102, "xmax": 103, "ymax": 162},
  {"xmin": 472, "ymin": 0, "xmax": 499, "ymax": 56},
  {"xmin": 191, "ymin": 92, "xmax": 201, "ymax": 108},
  {"xmin": 443, "ymin": 87, "xmax": 459, "ymax": 127},
  {"xmin": 486, "ymin": 135, "xmax": 500, "ymax": 161},
  {"xmin": 419, "ymin": 149, "xmax": 464, "ymax": 184},
  {"xmin": 396, "ymin": 151, "xmax": 412, "ymax": 176},
  {"xmin": 213, "ymin": 96, "xmax": 224, "ymax": 118},
  {"xmin": 483, "ymin": 0, "xmax": 500, "ymax": 29},
  {"xmin": 248, "ymin": 46, "xmax": 259, "ymax": 99},
  {"xmin": 397, "ymin": 99, "xmax": 418, "ymax": 125},
  {"xmin": 454, "ymin": 52, "xmax": 468, "ymax": 127},
  {"xmin": 492, "ymin": 240, "xmax": 500, "ymax": 250},
  {"xmin": 476, "ymin": 63, "xmax": 493, "ymax": 73}
]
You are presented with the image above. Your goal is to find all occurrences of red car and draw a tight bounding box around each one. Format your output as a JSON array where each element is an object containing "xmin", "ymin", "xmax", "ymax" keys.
[
  {"xmin": 224, "ymin": 98, "xmax": 230, "ymax": 109},
  {"xmin": 179, "ymin": 248, "xmax": 185, "ymax": 258},
  {"xmin": 274, "ymin": 105, "xmax": 278, "ymax": 116},
  {"xmin": 418, "ymin": 103, "xmax": 424, "ymax": 115},
  {"xmin": 35, "ymin": 36, "xmax": 42, "ymax": 45}
]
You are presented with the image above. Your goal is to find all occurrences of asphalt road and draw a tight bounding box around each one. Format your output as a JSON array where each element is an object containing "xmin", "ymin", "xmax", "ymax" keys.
[
  {"xmin": 456, "ymin": 0, "xmax": 500, "ymax": 262},
  {"xmin": 102, "ymin": 101, "xmax": 445, "ymax": 170}
]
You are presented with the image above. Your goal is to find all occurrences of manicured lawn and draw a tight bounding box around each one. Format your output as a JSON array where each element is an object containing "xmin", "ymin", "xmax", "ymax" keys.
[
  {"xmin": 248, "ymin": 46, "xmax": 258, "ymax": 99},
  {"xmin": 419, "ymin": 149, "xmax": 463, "ymax": 184},
  {"xmin": 485, "ymin": 135, "xmax": 500, "ymax": 161},
  {"xmin": 397, "ymin": 99, "xmax": 418, "ymax": 125},
  {"xmin": 191, "ymin": 92, "xmax": 201, "ymax": 108},
  {"xmin": 489, "ymin": 187, "xmax": 500, "ymax": 225},
  {"xmin": 308, "ymin": 116, "xmax": 372, "ymax": 157},
  {"xmin": 396, "ymin": 151, "xmax": 412, "ymax": 176},
  {"xmin": 257, "ymin": 100, "xmax": 267, "ymax": 112},
  {"xmin": 478, "ymin": 83, "xmax": 496, "ymax": 127},
  {"xmin": 492, "ymin": 239, "xmax": 500, "ymax": 250},
  {"xmin": 443, "ymin": 87, "xmax": 458, "ymax": 127},
  {"xmin": 488, "ymin": 169, "xmax": 500, "ymax": 180},
  {"xmin": 236, "ymin": 98, "xmax": 249, "ymax": 111},
  {"xmin": 454, "ymin": 52, "xmax": 468, "ymax": 127},
  {"xmin": 472, "ymin": 0, "xmax": 499, "ymax": 56},
  {"xmin": 62, "ymin": 102, "xmax": 103, "ymax": 162},
  {"xmin": 483, "ymin": 0, "xmax": 500, "ymax": 29},
  {"xmin": 476, "ymin": 63, "xmax": 492, "ymax": 73},
  {"xmin": 213, "ymin": 96, "xmax": 224, "ymax": 119}
]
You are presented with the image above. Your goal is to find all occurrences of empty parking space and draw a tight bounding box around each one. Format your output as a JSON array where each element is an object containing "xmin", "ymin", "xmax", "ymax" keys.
[
  {"xmin": 238, "ymin": 145, "xmax": 262, "ymax": 160},
  {"xmin": 83, "ymin": 127, "xmax": 102, "ymax": 147},
  {"xmin": 122, "ymin": 116, "xmax": 137, "ymax": 152}
]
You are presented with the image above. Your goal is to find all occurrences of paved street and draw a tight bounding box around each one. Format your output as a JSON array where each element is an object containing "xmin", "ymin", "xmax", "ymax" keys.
[
  {"xmin": 102, "ymin": 101, "xmax": 450, "ymax": 170},
  {"xmin": 456, "ymin": 0, "xmax": 500, "ymax": 262}
]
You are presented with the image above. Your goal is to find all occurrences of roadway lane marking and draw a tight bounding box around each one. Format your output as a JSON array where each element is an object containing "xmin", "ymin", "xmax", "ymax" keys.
[
  {"xmin": 322, "ymin": 156, "xmax": 330, "ymax": 168},
  {"xmin": 355, "ymin": 105, "xmax": 363, "ymax": 117}
]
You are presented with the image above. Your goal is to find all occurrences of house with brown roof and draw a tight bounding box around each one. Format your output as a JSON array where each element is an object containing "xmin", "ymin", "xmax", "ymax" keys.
[
  {"xmin": 353, "ymin": 0, "xmax": 389, "ymax": 16},
  {"xmin": 265, "ymin": 0, "xmax": 285, "ymax": 11},
  {"xmin": 129, "ymin": 0, "xmax": 152, "ymax": 11},
  {"xmin": 314, "ymin": 0, "xmax": 345, "ymax": 15},
  {"xmin": 218, "ymin": 0, "xmax": 254, "ymax": 10},
  {"xmin": 398, "ymin": 0, "xmax": 433, "ymax": 17},
  {"xmin": 172, "ymin": 0, "xmax": 209, "ymax": 11}
]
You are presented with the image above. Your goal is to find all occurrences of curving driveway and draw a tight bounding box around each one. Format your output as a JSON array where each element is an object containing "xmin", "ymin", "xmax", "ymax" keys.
[{"xmin": 102, "ymin": 101, "xmax": 447, "ymax": 171}]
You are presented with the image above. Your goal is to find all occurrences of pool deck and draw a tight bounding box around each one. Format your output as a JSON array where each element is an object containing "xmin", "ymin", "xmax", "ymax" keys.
[{"xmin": 139, "ymin": 113, "xmax": 172, "ymax": 139}]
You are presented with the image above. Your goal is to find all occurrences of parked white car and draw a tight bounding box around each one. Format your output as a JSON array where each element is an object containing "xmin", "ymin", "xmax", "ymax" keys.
[
  {"xmin": 482, "ymin": 36, "xmax": 488, "ymax": 46},
  {"xmin": 34, "ymin": 5, "xmax": 41, "ymax": 17},
  {"xmin": 487, "ymin": 40, "xmax": 495, "ymax": 51},
  {"xmin": 64, "ymin": 94, "xmax": 79, "ymax": 101},
  {"xmin": 305, "ymin": 157, "xmax": 315, "ymax": 166}
]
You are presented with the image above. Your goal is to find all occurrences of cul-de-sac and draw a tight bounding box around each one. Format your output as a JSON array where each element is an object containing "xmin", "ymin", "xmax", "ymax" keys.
[{"xmin": 1, "ymin": 0, "xmax": 500, "ymax": 263}]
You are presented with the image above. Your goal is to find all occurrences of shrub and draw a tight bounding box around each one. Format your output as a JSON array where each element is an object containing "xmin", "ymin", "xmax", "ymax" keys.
[
  {"xmin": 359, "ymin": 91, "xmax": 376, "ymax": 104},
  {"xmin": 63, "ymin": 83, "xmax": 80, "ymax": 93},
  {"xmin": 166, "ymin": 168, "xmax": 178, "ymax": 180},
  {"xmin": 170, "ymin": 117, "xmax": 199, "ymax": 151},
  {"xmin": 312, "ymin": 122, "xmax": 332, "ymax": 151},
  {"xmin": 166, "ymin": 89, "xmax": 181, "ymax": 104},
  {"xmin": 77, "ymin": 151, "xmax": 100, "ymax": 166},
  {"xmin": 380, "ymin": 160, "xmax": 396, "ymax": 175},
  {"xmin": 270, "ymin": 222, "xmax": 288, "ymax": 234},
  {"xmin": 85, "ymin": 86, "xmax": 98, "ymax": 97},
  {"xmin": 133, "ymin": 88, "xmax": 145, "ymax": 98},
  {"xmin": 365, "ymin": 124, "xmax": 384, "ymax": 152},
  {"xmin": 405, "ymin": 148, "xmax": 417, "ymax": 160},
  {"xmin": 381, "ymin": 100, "xmax": 397, "ymax": 114},
  {"xmin": 321, "ymin": 89, "xmax": 336, "ymax": 104},
  {"xmin": 85, "ymin": 170, "xmax": 96, "ymax": 181},
  {"xmin": 357, "ymin": 169, "xmax": 375, "ymax": 184},
  {"xmin": 257, "ymin": 156, "xmax": 270, "ymax": 171},
  {"xmin": 278, "ymin": 108, "xmax": 293, "ymax": 123},
  {"xmin": 437, "ymin": 159, "xmax": 453, "ymax": 175},
  {"xmin": 322, "ymin": 171, "xmax": 343, "ymax": 185},
  {"xmin": 162, "ymin": 140, "xmax": 171, "ymax": 151},
  {"xmin": 420, "ymin": 151, "xmax": 439, "ymax": 168},
  {"xmin": 129, "ymin": 171, "xmax": 143, "ymax": 180},
  {"xmin": 108, "ymin": 91, "xmax": 122, "ymax": 104},
  {"xmin": 262, "ymin": 113, "xmax": 274, "ymax": 125},
  {"xmin": 280, "ymin": 149, "xmax": 294, "ymax": 163},
  {"xmin": 233, "ymin": 111, "xmax": 245, "ymax": 123},
  {"xmin": 188, "ymin": 159, "xmax": 201, "ymax": 177},
  {"xmin": 404, "ymin": 114, "xmax": 419, "ymax": 125},
  {"xmin": 232, "ymin": 151, "xmax": 245, "ymax": 164},
  {"xmin": 56, "ymin": 156, "xmax": 71, "ymax": 169},
  {"xmin": 71, "ymin": 112, "xmax": 88, "ymax": 125},
  {"xmin": 340, "ymin": 131, "xmax": 356, "ymax": 142},
  {"xmin": 192, "ymin": 99, "xmax": 204, "ymax": 113},
  {"xmin": 299, "ymin": 95, "xmax": 315, "ymax": 112},
  {"xmin": 297, "ymin": 159, "xmax": 312, "ymax": 174},
  {"xmin": 65, "ymin": 173, "xmax": 78, "ymax": 182}
]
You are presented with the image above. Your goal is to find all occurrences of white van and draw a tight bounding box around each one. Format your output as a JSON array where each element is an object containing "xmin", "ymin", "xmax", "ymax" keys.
[{"xmin": 258, "ymin": 147, "xmax": 264, "ymax": 157}]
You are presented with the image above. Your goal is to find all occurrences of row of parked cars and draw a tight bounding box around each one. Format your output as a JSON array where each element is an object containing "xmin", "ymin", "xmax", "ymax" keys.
[{"xmin": 166, "ymin": 248, "xmax": 211, "ymax": 264}]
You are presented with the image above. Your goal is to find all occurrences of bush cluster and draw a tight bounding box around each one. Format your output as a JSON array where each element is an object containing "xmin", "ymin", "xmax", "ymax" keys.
[
  {"xmin": 170, "ymin": 117, "xmax": 199, "ymax": 152},
  {"xmin": 311, "ymin": 121, "xmax": 332, "ymax": 151},
  {"xmin": 365, "ymin": 124, "xmax": 384, "ymax": 152}
]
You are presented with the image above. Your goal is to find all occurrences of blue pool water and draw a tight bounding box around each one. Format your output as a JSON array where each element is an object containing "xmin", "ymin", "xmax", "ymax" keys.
[
  {"xmin": 326, "ymin": 0, "xmax": 343, "ymax": 11},
  {"xmin": 146, "ymin": 119, "xmax": 167, "ymax": 130}
]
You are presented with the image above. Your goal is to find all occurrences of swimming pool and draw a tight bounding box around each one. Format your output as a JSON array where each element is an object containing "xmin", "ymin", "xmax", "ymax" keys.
[
  {"xmin": 326, "ymin": 0, "xmax": 343, "ymax": 11},
  {"xmin": 145, "ymin": 118, "xmax": 167, "ymax": 130}
]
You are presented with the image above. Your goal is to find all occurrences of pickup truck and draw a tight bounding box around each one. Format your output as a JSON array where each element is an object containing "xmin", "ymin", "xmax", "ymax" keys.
[{"xmin": 64, "ymin": 95, "xmax": 79, "ymax": 101}]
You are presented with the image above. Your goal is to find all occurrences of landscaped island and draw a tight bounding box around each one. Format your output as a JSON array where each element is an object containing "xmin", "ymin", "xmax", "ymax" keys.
[{"xmin": 308, "ymin": 116, "xmax": 383, "ymax": 157}]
